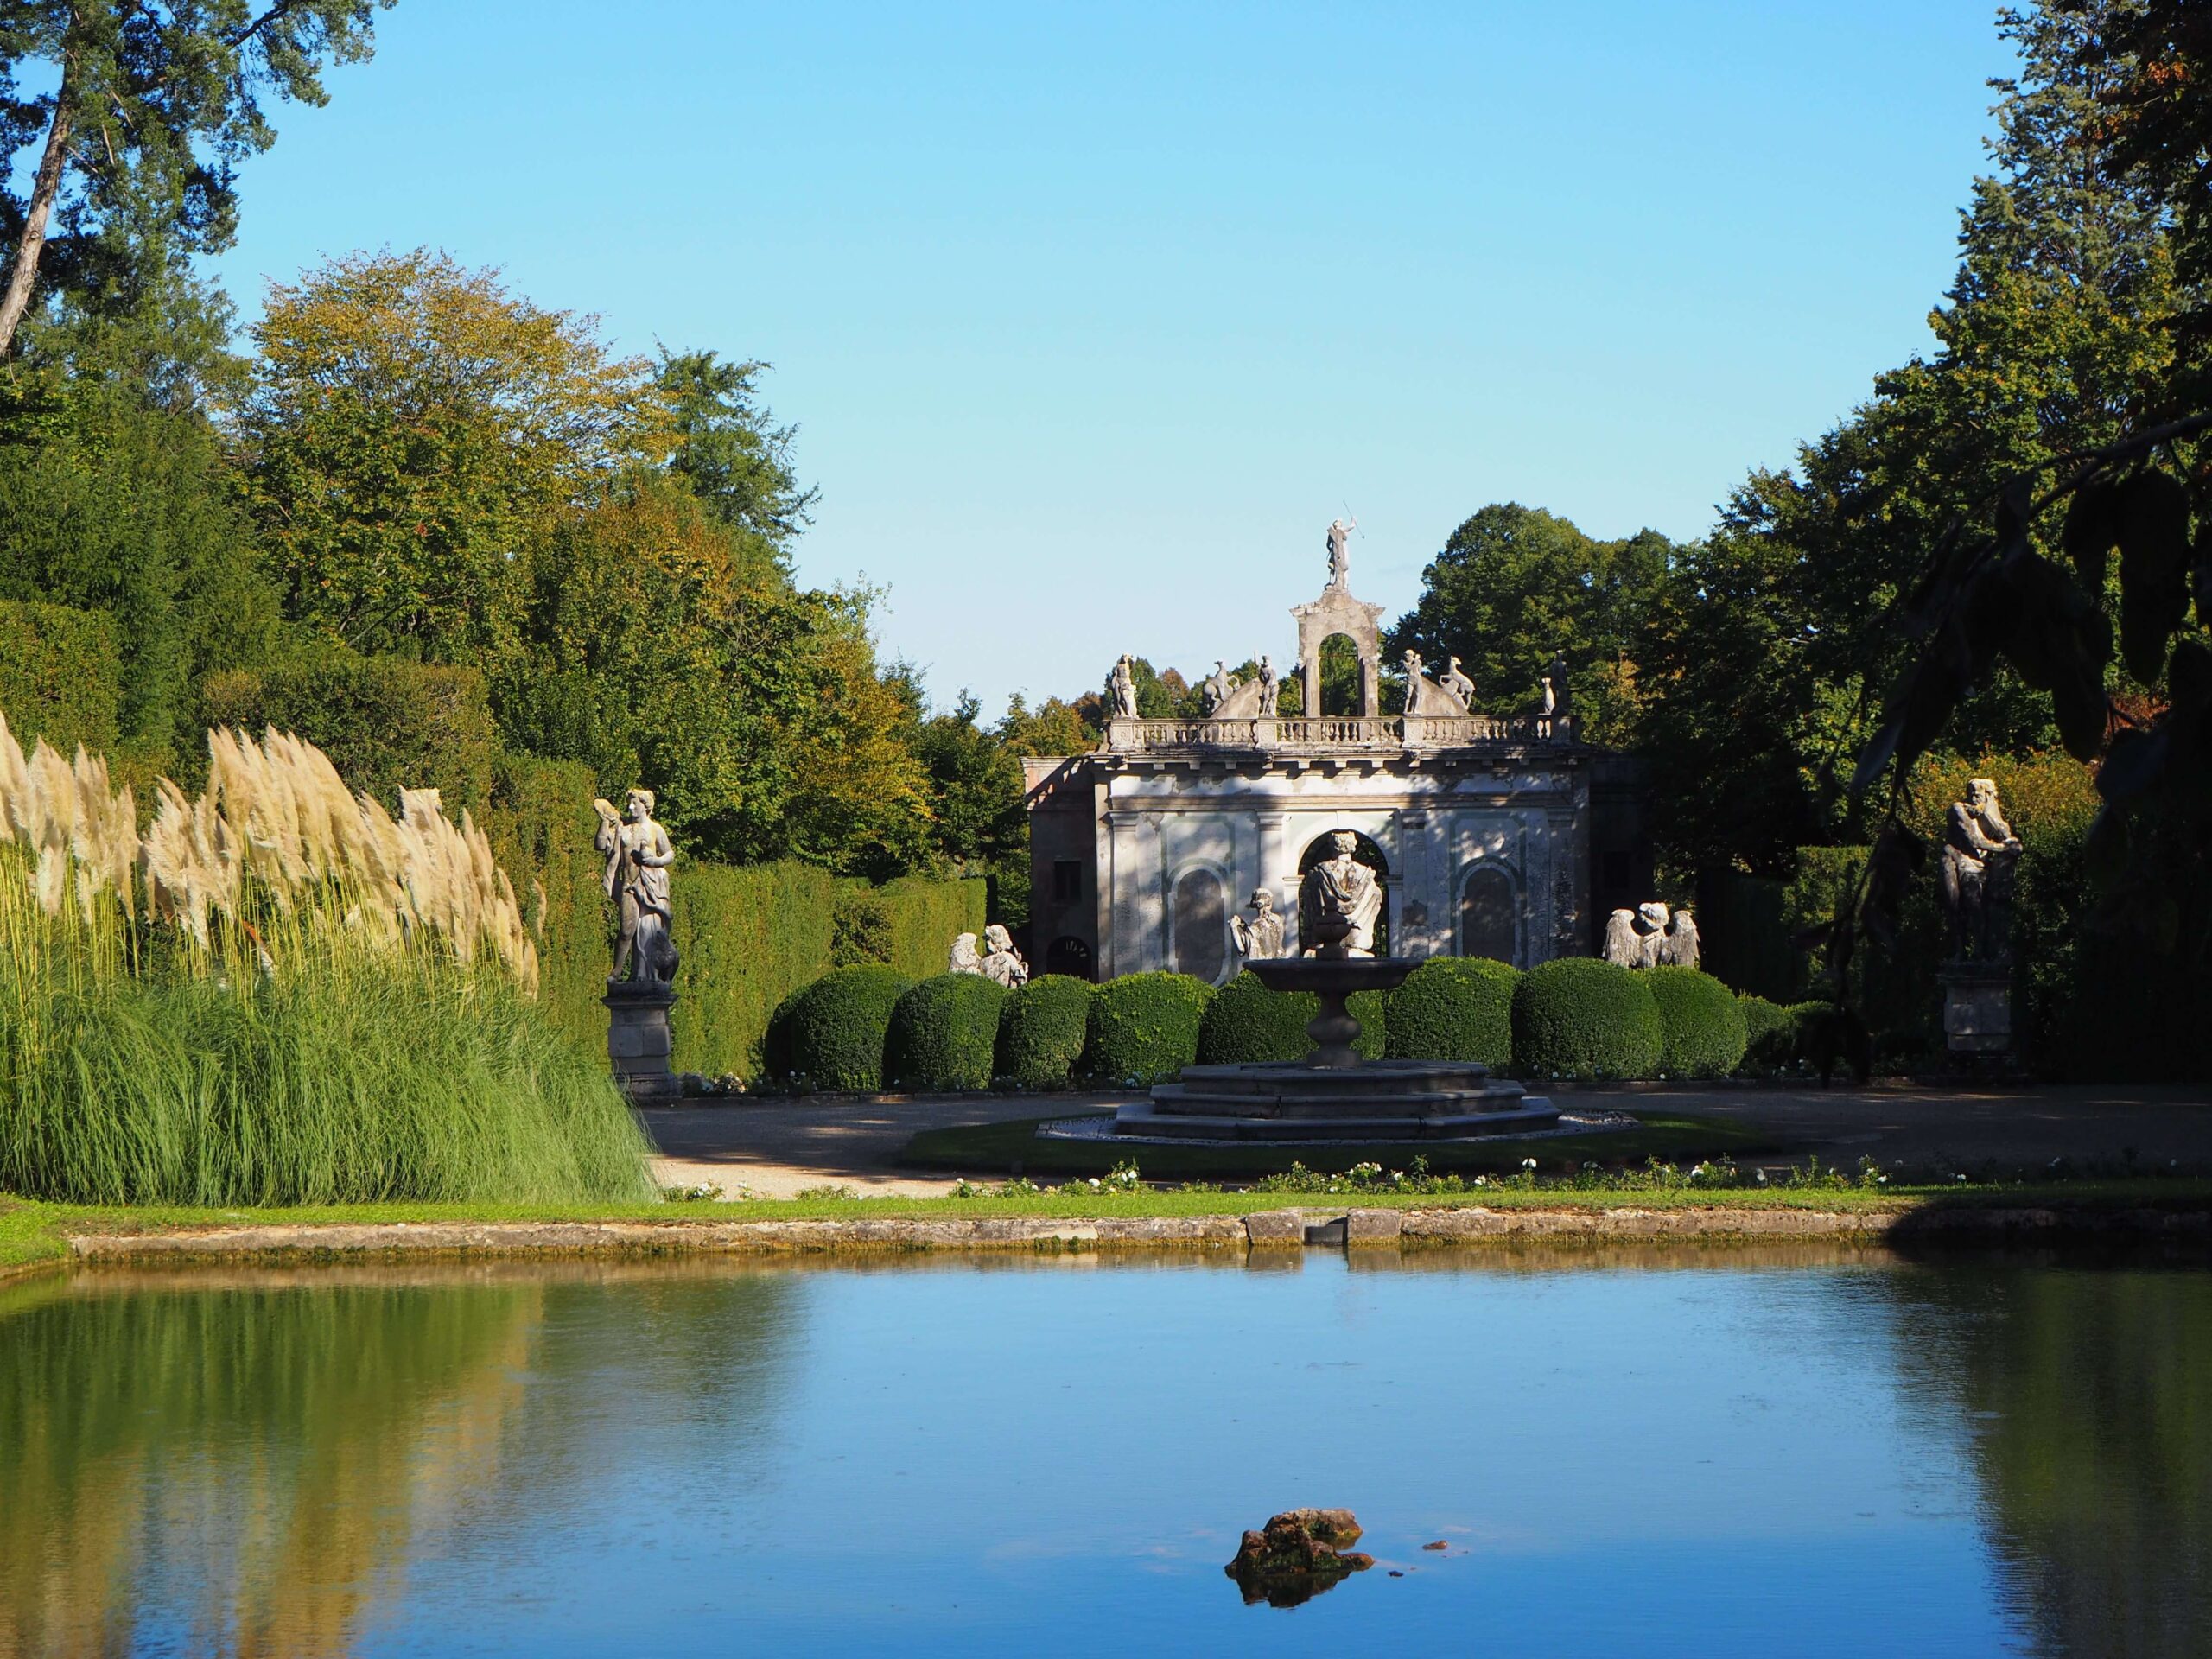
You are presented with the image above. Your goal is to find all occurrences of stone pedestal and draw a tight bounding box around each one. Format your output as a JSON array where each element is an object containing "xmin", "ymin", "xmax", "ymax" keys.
[
  {"xmin": 604, "ymin": 979, "xmax": 678, "ymax": 1101},
  {"xmin": 1939, "ymin": 962, "xmax": 2012, "ymax": 1057}
]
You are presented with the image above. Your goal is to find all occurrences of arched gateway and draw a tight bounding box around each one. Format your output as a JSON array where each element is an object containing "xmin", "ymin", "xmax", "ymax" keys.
[{"xmin": 1019, "ymin": 524, "xmax": 1634, "ymax": 982}]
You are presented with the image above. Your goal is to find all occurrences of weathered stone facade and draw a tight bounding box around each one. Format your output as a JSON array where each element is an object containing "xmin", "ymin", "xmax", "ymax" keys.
[{"xmin": 1024, "ymin": 558, "xmax": 1642, "ymax": 982}]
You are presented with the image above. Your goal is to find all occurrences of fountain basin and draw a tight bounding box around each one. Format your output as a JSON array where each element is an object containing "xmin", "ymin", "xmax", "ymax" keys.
[{"xmin": 1112, "ymin": 956, "xmax": 1560, "ymax": 1142}]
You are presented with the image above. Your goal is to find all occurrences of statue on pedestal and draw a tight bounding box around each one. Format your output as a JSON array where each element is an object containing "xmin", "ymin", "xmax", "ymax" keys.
[
  {"xmin": 594, "ymin": 790, "xmax": 677, "ymax": 985},
  {"xmin": 1199, "ymin": 660, "xmax": 1239, "ymax": 716},
  {"xmin": 1302, "ymin": 831, "xmax": 1382, "ymax": 958},
  {"xmin": 1325, "ymin": 516, "xmax": 1357, "ymax": 588},
  {"xmin": 1256, "ymin": 655, "xmax": 1280, "ymax": 716},
  {"xmin": 1440, "ymin": 656, "xmax": 1475, "ymax": 709},
  {"xmin": 981, "ymin": 924, "xmax": 1030, "ymax": 988},
  {"xmin": 1231, "ymin": 888, "xmax": 1287, "ymax": 961},
  {"xmin": 1109, "ymin": 655, "xmax": 1140, "ymax": 720},
  {"xmin": 1940, "ymin": 778, "xmax": 2023, "ymax": 962}
]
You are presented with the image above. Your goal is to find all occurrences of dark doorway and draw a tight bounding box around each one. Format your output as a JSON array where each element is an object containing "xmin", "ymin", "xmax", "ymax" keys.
[{"xmin": 1045, "ymin": 936, "xmax": 1094, "ymax": 980}]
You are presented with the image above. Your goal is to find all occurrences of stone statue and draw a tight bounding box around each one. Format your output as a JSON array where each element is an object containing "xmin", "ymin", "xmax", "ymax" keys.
[
  {"xmin": 1325, "ymin": 516, "xmax": 1357, "ymax": 587},
  {"xmin": 1940, "ymin": 778, "xmax": 2023, "ymax": 962},
  {"xmin": 949, "ymin": 931, "xmax": 983, "ymax": 974},
  {"xmin": 1256, "ymin": 655, "xmax": 1280, "ymax": 716},
  {"xmin": 1634, "ymin": 901, "xmax": 1670, "ymax": 969},
  {"xmin": 1440, "ymin": 655, "xmax": 1475, "ymax": 709},
  {"xmin": 1540, "ymin": 677, "xmax": 1557, "ymax": 716},
  {"xmin": 1547, "ymin": 652, "xmax": 1573, "ymax": 716},
  {"xmin": 1109, "ymin": 655, "xmax": 1140, "ymax": 720},
  {"xmin": 594, "ymin": 789, "xmax": 677, "ymax": 985},
  {"xmin": 1401, "ymin": 649, "xmax": 1428, "ymax": 716},
  {"xmin": 1602, "ymin": 908, "xmax": 1640, "ymax": 967},
  {"xmin": 1199, "ymin": 659, "xmax": 1239, "ymax": 716},
  {"xmin": 1302, "ymin": 830, "xmax": 1382, "ymax": 958},
  {"xmin": 1230, "ymin": 887, "xmax": 1286, "ymax": 960},
  {"xmin": 1660, "ymin": 908, "xmax": 1700, "ymax": 969},
  {"xmin": 981, "ymin": 924, "xmax": 1029, "ymax": 988}
]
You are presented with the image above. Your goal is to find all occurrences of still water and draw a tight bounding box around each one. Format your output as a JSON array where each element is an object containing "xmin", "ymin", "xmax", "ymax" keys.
[{"xmin": 2, "ymin": 1245, "xmax": 2207, "ymax": 1658}]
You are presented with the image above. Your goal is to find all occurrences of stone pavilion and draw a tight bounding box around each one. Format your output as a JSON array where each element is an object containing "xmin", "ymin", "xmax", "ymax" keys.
[{"xmin": 1023, "ymin": 534, "xmax": 1649, "ymax": 982}]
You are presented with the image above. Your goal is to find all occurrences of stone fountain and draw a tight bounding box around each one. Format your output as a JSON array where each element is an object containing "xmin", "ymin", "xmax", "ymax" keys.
[{"xmin": 1111, "ymin": 833, "xmax": 1559, "ymax": 1143}]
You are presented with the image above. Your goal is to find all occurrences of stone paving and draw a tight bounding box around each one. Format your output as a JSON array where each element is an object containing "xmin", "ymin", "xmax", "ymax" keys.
[{"xmin": 642, "ymin": 1083, "xmax": 2212, "ymax": 1198}]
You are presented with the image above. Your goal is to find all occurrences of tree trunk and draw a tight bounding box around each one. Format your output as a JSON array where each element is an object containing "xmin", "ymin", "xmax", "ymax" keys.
[{"xmin": 0, "ymin": 73, "xmax": 76, "ymax": 359}]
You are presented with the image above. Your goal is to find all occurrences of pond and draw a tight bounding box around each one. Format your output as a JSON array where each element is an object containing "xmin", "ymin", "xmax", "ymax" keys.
[{"xmin": 3, "ymin": 1245, "xmax": 2207, "ymax": 1657}]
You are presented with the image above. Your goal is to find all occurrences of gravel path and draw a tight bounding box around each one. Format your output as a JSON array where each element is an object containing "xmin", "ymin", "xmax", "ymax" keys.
[{"xmin": 642, "ymin": 1082, "xmax": 2212, "ymax": 1198}]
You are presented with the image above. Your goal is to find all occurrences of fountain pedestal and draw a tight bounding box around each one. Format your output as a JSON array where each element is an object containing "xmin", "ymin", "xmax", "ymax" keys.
[{"xmin": 1112, "ymin": 955, "xmax": 1560, "ymax": 1143}]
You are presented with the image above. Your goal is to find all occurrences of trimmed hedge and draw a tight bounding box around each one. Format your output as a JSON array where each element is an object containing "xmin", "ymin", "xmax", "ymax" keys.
[
  {"xmin": 831, "ymin": 880, "xmax": 894, "ymax": 966},
  {"xmin": 202, "ymin": 646, "xmax": 498, "ymax": 811},
  {"xmin": 670, "ymin": 860, "xmax": 841, "ymax": 1080},
  {"xmin": 887, "ymin": 973, "xmax": 1012, "ymax": 1091},
  {"xmin": 1510, "ymin": 957, "xmax": 1662, "ymax": 1079},
  {"xmin": 784, "ymin": 966, "xmax": 914, "ymax": 1091},
  {"xmin": 1197, "ymin": 971, "xmax": 1312, "ymax": 1063},
  {"xmin": 1738, "ymin": 994, "xmax": 1792, "ymax": 1072},
  {"xmin": 1383, "ymin": 957, "xmax": 1518, "ymax": 1067},
  {"xmin": 996, "ymin": 975, "xmax": 1096, "ymax": 1088},
  {"xmin": 480, "ymin": 753, "xmax": 607, "ymax": 1063},
  {"xmin": 1643, "ymin": 965, "xmax": 1749, "ymax": 1078},
  {"xmin": 0, "ymin": 600, "xmax": 121, "ymax": 758},
  {"xmin": 1083, "ymin": 972, "xmax": 1214, "ymax": 1084},
  {"xmin": 879, "ymin": 874, "xmax": 988, "ymax": 978}
]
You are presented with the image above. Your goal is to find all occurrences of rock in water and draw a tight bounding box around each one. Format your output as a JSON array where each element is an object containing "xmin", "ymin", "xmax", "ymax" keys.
[{"xmin": 1224, "ymin": 1509, "xmax": 1374, "ymax": 1606}]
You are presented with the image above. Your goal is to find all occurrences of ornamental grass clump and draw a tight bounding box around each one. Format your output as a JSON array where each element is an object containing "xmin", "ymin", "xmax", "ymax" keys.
[{"xmin": 0, "ymin": 717, "xmax": 654, "ymax": 1205}]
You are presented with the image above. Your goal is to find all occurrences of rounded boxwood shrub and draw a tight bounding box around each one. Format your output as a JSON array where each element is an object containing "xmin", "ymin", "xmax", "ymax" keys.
[
  {"xmin": 1198, "ymin": 970, "xmax": 1310, "ymax": 1063},
  {"xmin": 1083, "ymin": 971, "xmax": 1214, "ymax": 1084},
  {"xmin": 1346, "ymin": 989, "xmax": 1387, "ymax": 1059},
  {"xmin": 887, "ymin": 973, "xmax": 1011, "ymax": 1091},
  {"xmin": 1384, "ymin": 957, "xmax": 1519, "ymax": 1067},
  {"xmin": 1738, "ymin": 994, "xmax": 1791, "ymax": 1072},
  {"xmin": 995, "ymin": 975, "xmax": 1096, "ymax": 1088},
  {"xmin": 783, "ymin": 965, "xmax": 913, "ymax": 1091},
  {"xmin": 1643, "ymin": 965, "xmax": 1749, "ymax": 1077},
  {"xmin": 1510, "ymin": 957, "xmax": 1662, "ymax": 1079},
  {"xmin": 1192, "ymin": 973, "xmax": 1389, "ymax": 1064}
]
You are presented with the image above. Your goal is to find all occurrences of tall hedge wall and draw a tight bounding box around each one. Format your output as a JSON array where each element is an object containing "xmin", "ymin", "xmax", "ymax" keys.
[
  {"xmin": 0, "ymin": 600, "xmax": 121, "ymax": 758},
  {"xmin": 201, "ymin": 647, "xmax": 498, "ymax": 811},
  {"xmin": 669, "ymin": 860, "xmax": 841, "ymax": 1079},
  {"xmin": 480, "ymin": 753, "xmax": 607, "ymax": 1061},
  {"xmin": 879, "ymin": 873, "xmax": 988, "ymax": 978}
]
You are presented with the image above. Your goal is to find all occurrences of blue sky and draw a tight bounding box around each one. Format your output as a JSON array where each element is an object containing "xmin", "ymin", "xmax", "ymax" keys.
[{"xmin": 211, "ymin": 3, "xmax": 2016, "ymax": 716}]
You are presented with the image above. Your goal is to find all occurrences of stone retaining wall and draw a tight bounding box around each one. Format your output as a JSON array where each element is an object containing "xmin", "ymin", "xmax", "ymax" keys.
[{"xmin": 54, "ymin": 1202, "xmax": 2212, "ymax": 1265}]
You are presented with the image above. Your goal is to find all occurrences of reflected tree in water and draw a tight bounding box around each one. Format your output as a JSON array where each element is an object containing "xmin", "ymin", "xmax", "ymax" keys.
[
  {"xmin": 1882, "ymin": 1262, "xmax": 2212, "ymax": 1659},
  {"xmin": 0, "ymin": 1266, "xmax": 801, "ymax": 1656}
]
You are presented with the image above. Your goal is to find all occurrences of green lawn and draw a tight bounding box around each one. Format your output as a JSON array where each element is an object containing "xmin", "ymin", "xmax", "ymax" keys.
[{"xmin": 899, "ymin": 1110, "xmax": 1772, "ymax": 1180}]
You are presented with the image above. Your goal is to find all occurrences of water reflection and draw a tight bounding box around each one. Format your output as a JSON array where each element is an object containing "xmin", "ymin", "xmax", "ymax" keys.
[
  {"xmin": 0, "ymin": 1262, "xmax": 799, "ymax": 1658},
  {"xmin": 0, "ymin": 1247, "xmax": 2204, "ymax": 1658},
  {"xmin": 1878, "ymin": 1256, "xmax": 2212, "ymax": 1658}
]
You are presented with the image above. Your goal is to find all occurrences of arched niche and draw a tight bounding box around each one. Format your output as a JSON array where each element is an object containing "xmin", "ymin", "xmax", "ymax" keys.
[
  {"xmin": 1459, "ymin": 864, "xmax": 1518, "ymax": 965},
  {"xmin": 1171, "ymin": 867, "xmax": 1230, "ymax": 984},
  {"xmin": 1291, "ymin": 585, "xmax": 1384, "ymax": 717},
  {"xmin": 1296, "ymin": 830, "xmax": 1391, "ymax": 957}
]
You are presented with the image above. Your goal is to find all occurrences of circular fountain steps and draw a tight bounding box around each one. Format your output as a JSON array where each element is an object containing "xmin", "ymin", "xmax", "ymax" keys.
[{"xmin": 1115, "ymin": 1060, "xmax": 1561, "ymax": 1142}]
